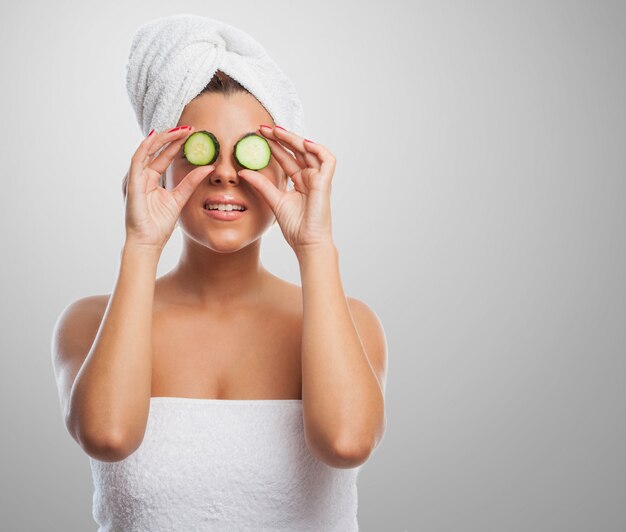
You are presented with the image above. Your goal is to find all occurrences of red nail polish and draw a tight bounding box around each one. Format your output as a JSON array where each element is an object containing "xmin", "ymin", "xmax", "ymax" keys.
[
  {"xmin": 260, "ymin": 124, "xmax": 272, "ymax": 129},
  {"xmin": 275, "ymin": 125, "xmax": 286, "ymax": 131},
  {"xmin": 304, "ymin": 139, "xmax": 314, "ymax": 143},
  {"xmin": 147, "ymin": 129, "xmax": 155, "ymax": 137}
]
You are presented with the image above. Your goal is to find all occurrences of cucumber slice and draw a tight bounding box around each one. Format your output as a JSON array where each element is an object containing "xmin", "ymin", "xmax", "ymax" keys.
[
  {"xmin": 234, "ymin": 133, "xmax": 271, "ymax": 170},
  {"xmin": 183, "ymin": 131, "xmax": 219, "ymax": 165}
]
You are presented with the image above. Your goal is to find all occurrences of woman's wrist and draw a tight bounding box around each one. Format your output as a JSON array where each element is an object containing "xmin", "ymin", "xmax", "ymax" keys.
[
  {"xmin": 295, "ymin": 241, "xmax": 338, "ymax": 265},
  {"xmin": 121, "ymin": 240, "xmax": 163, "ymax": 262}
]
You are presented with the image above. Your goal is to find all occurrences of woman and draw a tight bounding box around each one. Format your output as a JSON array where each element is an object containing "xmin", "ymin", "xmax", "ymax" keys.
[{"xmin": 52, "ymin": 13, "xmax": 387, "ymax": 531}]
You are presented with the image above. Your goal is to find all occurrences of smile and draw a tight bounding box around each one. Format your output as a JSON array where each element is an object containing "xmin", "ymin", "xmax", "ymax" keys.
[{"xmin": 202, "ymin": 206, "xmax": 247, "ymax": 221}]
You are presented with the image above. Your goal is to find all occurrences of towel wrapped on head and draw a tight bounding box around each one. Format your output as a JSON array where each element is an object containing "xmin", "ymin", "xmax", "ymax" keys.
[{"xmin": 125, "ymin": 13, "xmax": 305, "ymax": 137}]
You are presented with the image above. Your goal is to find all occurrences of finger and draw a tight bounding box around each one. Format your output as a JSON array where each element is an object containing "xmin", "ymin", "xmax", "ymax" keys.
[
  {"xmin": 261, "ymin": 134, "xmax": 303, "ymax": 176},
  {"xmin": 130, "ymin": 127, "xmax": 191, "ymax": 195},
  {"xmin": 303, "ymin": 139, "xmax": 337, "ymax": 180},
  {"xmin": 258, "ymin": 127, "xmax": 317, "ymax": 169},
  {"xmin": 236, "ymin": 168, "xmax": 284, "ymax": 213},
  {"xmin": 133, "ymin": 128, "xmax": 158, "ymax": 163},
  {"xmin": 146, "ymin": 126, "xmax": 195, "ymax": 176},
  {"xmin": 170, "ymin": 164, "xmax": 215, "ymax": 209},
  {"xmin": 128, "ymin": 130, "xmax": 161, "ymax": 195},
  {"xmin": 139, "ymin": 127, "xmax": 195, "ymax": 194},
  {"xmin": 140, "ymin": 127, "xmax": 193, "ymax": 181},
  {"xmin": 263, "ymin": 126, "xmax": 320, "ymax": 168},
  {"xmin": 272, "ymin": 137, "xmax": 310, "ymax": 169},
  {"xmin": 259, "ymin": 126, "xmax": 320, "ymax": 168},
  {"xmin": 270, "ymin": 135, "xmax": 317, "ymax": 172},
  {"xmin": 261, "ymin": 136, "xmax": 309, "ymax": 193},
  {"xmin": 144, "ymin": 164, "xmax": 163, "ymax": 193},
  {"xmin": 290, "ymin": 172, "xmax": 307, "ymax": 194}
]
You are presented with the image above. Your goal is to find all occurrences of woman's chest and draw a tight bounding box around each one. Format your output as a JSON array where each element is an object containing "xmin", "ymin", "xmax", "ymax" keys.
[{"xmin": 150, "ymin": 303, "xmax": 303, "ymax": 399}]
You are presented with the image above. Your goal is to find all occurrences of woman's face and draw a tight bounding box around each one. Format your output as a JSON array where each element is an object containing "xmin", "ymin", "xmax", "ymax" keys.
[{"xmin": 165, "ymin": 92, "xmax": 287, "ymax": 253}]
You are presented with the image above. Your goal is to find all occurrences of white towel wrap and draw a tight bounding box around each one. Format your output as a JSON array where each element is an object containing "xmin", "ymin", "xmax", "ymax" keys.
[
  {"xmin": 89, "ymin": 397, "xmax": 362, "ymax": 531},
  {"xmin": 125, "ymin": 13, "xmax": 305, "ymax": 137}
]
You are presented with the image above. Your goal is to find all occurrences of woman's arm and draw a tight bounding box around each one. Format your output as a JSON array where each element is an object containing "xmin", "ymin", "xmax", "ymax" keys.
[
  {"xmin": 298, "ymin": 243, "xmax": 387, "ymax": 469},
  {"xmin": 237, "ymin": 126, "xmax": 387, "ymax": 469},
  {"xmin": 65, "ymin": 244, "xmax": 160, "ymax": 460},
  {"xmin": 56, "ymin": 127, "xmax": 203, "ymax": 461}
]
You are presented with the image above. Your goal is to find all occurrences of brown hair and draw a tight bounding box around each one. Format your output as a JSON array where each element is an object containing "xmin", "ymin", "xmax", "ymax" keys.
[{"xmin": 122, "ymin": 70, "xmax": 252, "ymax": 199}]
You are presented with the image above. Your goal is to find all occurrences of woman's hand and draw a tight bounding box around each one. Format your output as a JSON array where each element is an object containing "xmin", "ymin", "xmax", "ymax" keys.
[
  {"xmin": 124, "ymin": 126, "xmax": 215, "ymax": 253},
  {"xmin": 236, "ymin": 125, "xmax": 337, "ymax": 256}
]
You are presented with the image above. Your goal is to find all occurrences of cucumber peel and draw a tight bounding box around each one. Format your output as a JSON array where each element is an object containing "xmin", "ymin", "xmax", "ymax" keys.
[
  {"xmin": 234, "ymin": 133, "xmax": 271, "ymax": 170},
  {"xmin": 183, "ymin": 131, "xmax": 219, "ymax": 165},
  {"xmin": 183, "ymin": 131, "xmax": 271, "ymax": 170}
]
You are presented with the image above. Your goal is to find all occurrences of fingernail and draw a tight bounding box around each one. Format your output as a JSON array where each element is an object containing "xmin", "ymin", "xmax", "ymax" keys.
[
  {"xmin": 260, "ymin": 124, "xmax": 272, "ymax": 130},
  {"xmin": 304, "ymin": 139, "xmax": 314, "ymax": 143},
  {"xmin": 275, "ymin": 125, "xmax": 286, "ymax": 131},
  {"xmin": 147, "ymin": 129, "xmax": 155, "ymax": 137}
]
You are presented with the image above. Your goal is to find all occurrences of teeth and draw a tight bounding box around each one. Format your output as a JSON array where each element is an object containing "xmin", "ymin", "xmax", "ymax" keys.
[{"xmin": 206, "ymin": 203, "xmax": 245, "ymax": 211}]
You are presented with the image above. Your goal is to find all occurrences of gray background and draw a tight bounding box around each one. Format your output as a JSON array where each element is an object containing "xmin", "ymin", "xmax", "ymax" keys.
[{"xmin": 1, "ymin": 0, "xmax": 624, "ymax": 531}]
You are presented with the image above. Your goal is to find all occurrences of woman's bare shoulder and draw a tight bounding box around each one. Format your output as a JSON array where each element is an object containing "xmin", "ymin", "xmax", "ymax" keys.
[
  {"xmin": 54, "ymin": 294, "xmax": 111, "ymax": 344},
  {"xmin": 51, "ymin": 293, "xmax": 113, "ymax": 423},
  {"xmin": 67, "ymin": 293, "xmax": 111, "ymax": 316}
]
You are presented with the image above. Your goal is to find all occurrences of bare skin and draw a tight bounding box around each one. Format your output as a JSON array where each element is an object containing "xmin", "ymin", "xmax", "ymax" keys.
[
  {"xmin": 143, "ymin": 92, "xmax": 306, "ymax": 400},
  {"xmin": 78, "ymin": 273, "xmax": 303, "ymax": 399},
  {"xmin": 52, "ymin": 92, "xmax": 387, "ymax": 469},
  {"xmin": 151, "ymin": 269, "xmax": 304, "ymax": 400}
]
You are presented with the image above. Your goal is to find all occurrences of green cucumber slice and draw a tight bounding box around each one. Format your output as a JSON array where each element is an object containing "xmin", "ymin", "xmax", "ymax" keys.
[
  {"xmin": 183, "ymin": 131, "xmax": 219, "ymax": 166},
  {"xmin": 234, "ymin": 133, "xmax": 271, "ymax": 170}
]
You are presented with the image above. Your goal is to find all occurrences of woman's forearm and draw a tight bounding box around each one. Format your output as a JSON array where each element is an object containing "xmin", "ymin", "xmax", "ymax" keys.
[
  {"xmin": 69, "ymin": 243, "xmax": 160, "ymax": 456},
  {"xmin": 297, "ymin": 243, "xmax": 385, "ymax": 466}
]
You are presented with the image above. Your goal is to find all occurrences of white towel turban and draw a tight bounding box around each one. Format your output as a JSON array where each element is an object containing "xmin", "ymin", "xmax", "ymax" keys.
[{"xmin": 125, "ymin": 13, "xmax": 305, "ymax": 138}]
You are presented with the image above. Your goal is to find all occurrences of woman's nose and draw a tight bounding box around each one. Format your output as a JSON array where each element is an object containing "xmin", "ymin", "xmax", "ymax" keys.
[{"xmin": 208, "ymin": 156, "xmax": 241, "ymax": 185}]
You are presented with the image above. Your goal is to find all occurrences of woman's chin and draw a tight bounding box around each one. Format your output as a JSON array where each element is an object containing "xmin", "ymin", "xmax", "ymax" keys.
[
  {"xmin": 202, "ymin": 232, "xmax": 262, "ymax": 254},
  {"xmin": 179, "ymin": 216, "xmax": 274, "ymax": 252}
]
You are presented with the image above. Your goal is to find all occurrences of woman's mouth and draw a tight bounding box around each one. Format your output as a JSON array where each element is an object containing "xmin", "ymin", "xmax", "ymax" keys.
[{"xmin": 203, "ymin": 203, "xmax": 248, "ymax": 221}]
